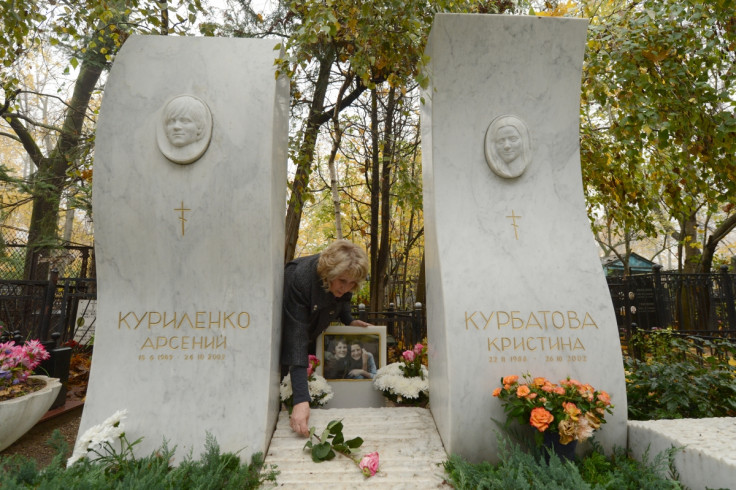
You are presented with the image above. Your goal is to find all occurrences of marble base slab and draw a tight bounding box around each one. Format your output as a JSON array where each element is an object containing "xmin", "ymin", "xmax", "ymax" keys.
[
  {"xmin": 266, "ymin": 407, "xmax": 448, "ymax": 488},
  {"xmin": 628, "ymin": 418, "xmax": 736, "ymax": 490}
]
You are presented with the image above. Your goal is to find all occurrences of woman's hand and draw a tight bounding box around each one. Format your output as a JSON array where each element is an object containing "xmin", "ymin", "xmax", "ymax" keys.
[
  {"xmin": 350, "ymin": 319, "xmax": 372, "ymax": 327},
  {"xmin": 290, "ymin": 402, "xmax": 310, "ymax": 436}
]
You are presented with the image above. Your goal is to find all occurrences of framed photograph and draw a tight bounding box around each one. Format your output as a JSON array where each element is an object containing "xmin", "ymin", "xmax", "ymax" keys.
[{"xmin": 316, "ymin": 326, "xmax": 386, "ymax": 381}]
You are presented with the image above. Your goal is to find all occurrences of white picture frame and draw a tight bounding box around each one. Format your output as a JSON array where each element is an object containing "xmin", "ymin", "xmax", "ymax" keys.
[{"xmin": 315, "ymin": 325, "xmax": 387, "ymax": 408}]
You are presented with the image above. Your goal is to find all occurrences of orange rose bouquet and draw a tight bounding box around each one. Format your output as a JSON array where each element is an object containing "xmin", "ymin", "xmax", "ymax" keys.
[{"xmin": 493, "ymin": 373, "xmax": 613, "ymax": 445}]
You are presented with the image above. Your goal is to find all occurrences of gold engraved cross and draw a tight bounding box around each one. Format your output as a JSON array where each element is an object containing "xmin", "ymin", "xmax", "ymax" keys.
[
  {"xmin": 506, "ymin": 210, "xmax": 521, "ymax": 240},
  {"xmin": 175, "ymin": 201, "xmax": 191, "ymax": 236}
]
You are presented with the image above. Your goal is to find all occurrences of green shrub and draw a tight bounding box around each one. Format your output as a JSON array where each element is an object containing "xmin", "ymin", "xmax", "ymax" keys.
[
  {"xmin": 0, "ymin": 431, "xmax": 278, "ymax": 489},
  {"xmin": 444, "ymin": 435, "xmax": 684, "ymax": 489},
  {"xmin": 625, "ymin": 330, "xmax": 736, "ymax": 420}
]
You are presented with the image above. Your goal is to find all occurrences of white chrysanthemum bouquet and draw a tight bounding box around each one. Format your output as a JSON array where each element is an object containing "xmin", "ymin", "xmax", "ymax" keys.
[
  {"xmin": 373, "ymin": 343, "xmax": 429, "ymax": 406},
  {"xmin": 280, "ymin": 354, "xmax": 333, "ymax": 411},
  {"xmin": 67, "ymin": 409, "xmax": 138, "ymax": 466}
]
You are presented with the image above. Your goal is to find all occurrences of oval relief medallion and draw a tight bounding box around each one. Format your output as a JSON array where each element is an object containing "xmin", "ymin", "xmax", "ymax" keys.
[
  {"xmin": 157, "ymin": 94, "xmax": 213, "ymax": 165},
  {"xmin": 484, "ymin": 114, "xmax": 532, "ymax": 179}
]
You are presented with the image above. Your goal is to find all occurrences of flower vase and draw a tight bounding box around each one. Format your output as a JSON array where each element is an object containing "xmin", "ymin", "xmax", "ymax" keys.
[
  {"xmin": 542, "ymin": 431, "xmax": 577, "ymax": 463},
  {"xmin": 0, "ymin": 376, "xmax": 62, "ymax": 451}
]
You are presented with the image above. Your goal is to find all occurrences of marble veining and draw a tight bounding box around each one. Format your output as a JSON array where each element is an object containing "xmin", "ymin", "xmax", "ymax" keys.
[
  {"xmin": 422, "ymin": 14, "xmax": 627, "ymax": 463},
  {"xmin": 78, "ymin": 36, "xmax": 288, "ymax": 463}
]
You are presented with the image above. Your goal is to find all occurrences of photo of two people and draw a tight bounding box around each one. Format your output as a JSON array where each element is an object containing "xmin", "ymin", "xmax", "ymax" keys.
[{"xmin": 322, "ymin": 334, "xmax": 380, "ymax": 380}]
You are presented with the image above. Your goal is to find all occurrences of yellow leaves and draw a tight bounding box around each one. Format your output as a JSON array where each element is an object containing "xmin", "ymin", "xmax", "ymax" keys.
[
  {"xmin": 535, "ymin": 1, "xmax": 576, "ymax": 17},
  {"xmin": 374, "ymin": 56, "xmax": 387, "ymax": 71},
  {"xmin": 347, "ymin": 18, "xmax": 358, "ymax": 34},
  {"xmin": 79, "ymin": 169, "xmax": 93, "ymax": 181},
  {"xmin": 642, "ymin": 48, "xmax": 669, "ymax": 63}
]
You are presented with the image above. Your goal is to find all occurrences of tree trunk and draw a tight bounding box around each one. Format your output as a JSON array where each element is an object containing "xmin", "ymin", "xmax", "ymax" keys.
[
  {"xmin": 682, "ymin": 212, "xmax": 701, "ymax": 274},
  {"xmin": 283, "ymin": 52, "xmax": 367, "ymax": 262},
  {"xmin": 369, "ymin": 89, "xmax": 380, "ymax": 310},
  {"xmin": 370, "ymin": 87, "xmax": 396, "ymax": 311},
  {"xmin": 284, "ymin": 51, "xmax": 334, "ymax": 263},
  {"xmin": 701, "ymin": 213, "xmax": 736, "ymax": 273},
  {"xmin": 678, "ymin": 211, "xmax": 711, "ymax": 329},
  {"xmin": 326, "ymin": 75, "xmax": 353, "ymax": 240},
  {"xmin": 416, "ymin": 252, "xmax": 426, "ymax": 307},
  {"xmin": 19, "ymin": 53, "xmax": 105, "ymax": 279}
]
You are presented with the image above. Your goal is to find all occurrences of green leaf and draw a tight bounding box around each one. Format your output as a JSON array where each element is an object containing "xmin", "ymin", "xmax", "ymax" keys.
[
  {"xmin": 345, "ymin": 437, "xmax": 363, "ymax": 449},
  {"xmin": 311, "ymin": 442, "xmax": 333, "ymax": 462},
  {"xmin": 327, "ymin": 420, "xmax": 343, "ymax": 434}
]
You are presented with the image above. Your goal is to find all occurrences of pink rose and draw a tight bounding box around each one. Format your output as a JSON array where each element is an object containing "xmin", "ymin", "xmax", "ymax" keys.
[
  {"xmin": 307, "ymin": 354, "xmax": 320, "ymax": 377},
  {"xmin": 402, "ymin": 350, "xmax": 415, "ymax": 362},
  {"xmin": 413, "ymin": 343, "xmax": 424, "ymax": 355},
  {"xmin": 359, "ymin": 451, "xmax": 379, "ymax": 477}
]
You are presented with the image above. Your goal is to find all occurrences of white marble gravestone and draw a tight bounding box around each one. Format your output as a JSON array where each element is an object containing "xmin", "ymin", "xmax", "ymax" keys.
[
  {"xmin": 422, "ymin": 14, "xmax": 628, "ymax": 462},
  {"xmin": 77, "ymin": 36, "xmax": 288, "ymax": 462}
]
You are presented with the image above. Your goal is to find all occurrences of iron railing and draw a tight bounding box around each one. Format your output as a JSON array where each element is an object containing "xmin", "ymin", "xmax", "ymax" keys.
[
  {"xmin": 607, "ymin": 265, "xmax": 736, "ymax": 334},
  {"xmin": 353, "ymin": 302, "xmax": 427, "ymax": 349},
  {"xmin": 5, "ymin": 266, "xmax": 736, "ymax": 358}
]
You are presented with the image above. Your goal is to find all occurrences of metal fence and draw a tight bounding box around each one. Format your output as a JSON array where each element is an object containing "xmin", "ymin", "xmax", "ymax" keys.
[
  {"xmin": 0, "ymin": 271, "xmax": 96, "ymax": 346},
  {"xmin": 0, "ymin": 271, "xmax": 423, "ymax": 351},
  {"xmin": 353, "ymin": 302, "xmax": 427, "ymax": 350},
  {"xmin": 0, "ymin": 244, "xmax": 94, "ymax": 281},
  {"xmin": 607, "ymin": 265, "xmax": 736, "ymax": 334},
  {"xmin": 1, "ymin": 225, "xmax": 94, "ymax": 280},
  {"xmin": 6, "ymin": 265, "xmax": 736, "ymax": 355}
]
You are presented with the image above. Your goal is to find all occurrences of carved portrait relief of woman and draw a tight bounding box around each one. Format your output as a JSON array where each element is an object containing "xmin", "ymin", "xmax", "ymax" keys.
[
  {"xmin": 484, "ymin": 115, "xmax": 531, "ymax": 179},
  {"xmin": 156, "ymin": 95, "xmax": 213, "ymax": 165}
]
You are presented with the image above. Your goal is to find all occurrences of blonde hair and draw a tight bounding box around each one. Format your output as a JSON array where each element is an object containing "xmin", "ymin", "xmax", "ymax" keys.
[{"xmin": 317, "ymin": 240, "xmax": 369, "ymax": 293}]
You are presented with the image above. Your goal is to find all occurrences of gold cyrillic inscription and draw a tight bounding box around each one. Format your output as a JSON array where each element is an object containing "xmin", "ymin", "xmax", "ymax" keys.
[
  {"xmin": 464, "ymin": 310, "xmax": 598, "ymax": 330},
  {"xmin": 140, "ymin": 335, "xmax": 227, "ymax": 350},
  {"xmin": 118, "ymin": 311, "xmax": 250, "ymax": 330},
  {"xmin": 486, "ymin": 336, "xmax": 585, "ymax": 352}
]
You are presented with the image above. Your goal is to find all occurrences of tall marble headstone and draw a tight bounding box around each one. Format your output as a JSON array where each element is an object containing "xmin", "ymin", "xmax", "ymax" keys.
[
  {"xmin": 422, "ymin": 15, "xmax": 627, "ymax": 462},
  {"xmin": 78, "ymin": 36, "xmax": 288, "ymax": 461}
]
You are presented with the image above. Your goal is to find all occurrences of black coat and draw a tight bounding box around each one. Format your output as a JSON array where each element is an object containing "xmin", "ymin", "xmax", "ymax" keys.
[{"xmin": 280, "ymin": 254, "xmax": 354, "ymax": 368}]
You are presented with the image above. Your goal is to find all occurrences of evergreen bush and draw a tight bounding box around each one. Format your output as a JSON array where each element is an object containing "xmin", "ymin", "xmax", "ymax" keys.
[
  {"xmin": 0, "ymin": 431, "xmax": 277, "ymax": 489},
  {"xmin": 444, "ymin": 435, "xmax": 684, "ymax": 489}
]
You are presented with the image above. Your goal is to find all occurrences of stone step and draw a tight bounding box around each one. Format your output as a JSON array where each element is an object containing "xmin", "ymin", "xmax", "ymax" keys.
[{"xmin": 264, "ymin": 407, "xmax": 449, "ymax": 488}]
